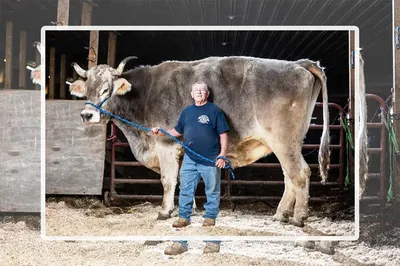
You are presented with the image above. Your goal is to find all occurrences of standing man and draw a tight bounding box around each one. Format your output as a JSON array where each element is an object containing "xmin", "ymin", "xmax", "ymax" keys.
[{"xmin": 151, "ymin": 81, "xmax": 230, "ymax": 255}]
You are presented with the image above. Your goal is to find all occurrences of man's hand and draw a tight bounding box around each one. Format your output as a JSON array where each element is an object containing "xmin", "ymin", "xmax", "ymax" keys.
[
  {"xmin": 215, "ymin": 156, "xmax": 226, "ymax": 169},
  {"xmin": 151, "ymin": 127, "xmax": 164, "ymax": 136}
]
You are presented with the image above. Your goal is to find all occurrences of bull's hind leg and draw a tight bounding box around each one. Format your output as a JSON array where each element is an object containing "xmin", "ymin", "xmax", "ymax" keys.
[
  {"xmin": 291, "ymin": 157, "xmax": 311, "ymax": 227},
  {"xmin": 270, "ymin": 143, "xmax": 311, "ymax": 227}
]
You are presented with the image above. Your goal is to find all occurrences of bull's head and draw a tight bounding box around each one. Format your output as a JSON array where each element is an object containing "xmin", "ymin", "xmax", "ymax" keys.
[
  {"xmin": 29, "ymin": 41, "xmax": 42, "ymax": 85},
  {"xmin": 69, "ymin": 56, "xmax": 137, "ymax": 124}
]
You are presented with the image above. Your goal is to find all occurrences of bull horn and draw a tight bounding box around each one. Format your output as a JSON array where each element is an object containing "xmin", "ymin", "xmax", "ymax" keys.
[
  {"xmin": 33, "ymin": 41, "xmax": 42, "ymax": 54},
  {"xmin": 71, "ymin": 62, "xmax": 88, "ymax": 78},
  {"xmin": 113, "ymin": 56, "xmax": 138, "ymax": 75}
]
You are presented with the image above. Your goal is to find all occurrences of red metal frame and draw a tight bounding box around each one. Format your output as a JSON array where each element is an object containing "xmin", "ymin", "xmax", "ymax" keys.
[
  {"xmin": 105, "ymin": 102, "xmax": 347, "ymax": 206},
  {"xmin": 360, "ymin": 94, "xmax": 388, "ymax": 220}
]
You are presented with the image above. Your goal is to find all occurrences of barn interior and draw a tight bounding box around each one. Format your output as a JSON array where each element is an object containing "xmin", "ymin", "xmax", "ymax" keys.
[
  {"xmin": 44, "ymin": 29, "xmax": 353, "ymax": 210},
  {"xmin": 0, "ymin": 0, "xmax": 393, "ymax": 95},
  {"xmin": 0, "ymin": 0, "xmax": 394, "ymax": 217}
]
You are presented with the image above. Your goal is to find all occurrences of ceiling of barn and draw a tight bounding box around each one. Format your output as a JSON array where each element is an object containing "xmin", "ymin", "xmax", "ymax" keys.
[
  {"xmin": 0, "ymin": 0, "xmax": 394, "ymax": 99},
  {"xmin": 43, "ymin": 29, "xmax": 351, "ymax": 103}
]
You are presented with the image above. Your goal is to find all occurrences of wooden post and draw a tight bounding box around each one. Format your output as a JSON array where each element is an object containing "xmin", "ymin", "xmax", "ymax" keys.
[
  {"xmin": 57, "ymin": 0, "xmax": 70, "ymax": 25},
  {"xmin": 49, "ymin": 47, "xmax": 56, "ymax": 99},
  {"xmin": 5, "ymin": 21, "xmax": 13, "ymax": 90},
  {"xmin": 348, "ymin": 31, "xmax": 355, "ymax": 186},
  {"xmin": 107, "ymin": 32, "xmax": 117, "ymax": 67},
  {"xmin": 393, "ymin": 0, "xmax": 400, "ymax": 202},
  {"xmin": 56, "ymin": 0, "xmax": 69, "ymax": 96},
  {"xmin": 19, "ymin": 31, "xmax": 27, "ymax": 89},
  {"xmin": 81, "ymin": 1, "xmax": 98, "ymax": 69},
  {"xmin": 81, "ymin": 1, "xmax": 93, "ymax": 25},
  {"xmin": 88, "ymin": 31, "xmax": 99, "ymax": 69},
  {"xmin": 60, "ymin": 54, "xmax": 66, "ymax": 99}
]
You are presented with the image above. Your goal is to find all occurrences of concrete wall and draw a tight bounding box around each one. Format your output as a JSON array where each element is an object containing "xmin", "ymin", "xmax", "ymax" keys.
[
  {"xmin": 0, "ymin": 91, "xmax": 107, "ymax": 213},
  {"xmin": 46, "ymin": 100, "xmax": 107, "ymax": 195},
  {"xmin": 0, "ymin": 90, "xmax": 41, "ymax": 212}
]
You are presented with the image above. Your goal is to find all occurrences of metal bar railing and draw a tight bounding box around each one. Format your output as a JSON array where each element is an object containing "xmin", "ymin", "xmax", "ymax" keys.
[
  {"xmin": 363, "ymin": 94, "xmax": 388, "ymax": 229},
  {"xmin": 106, "ymin": 102, "xmax": 345, "ymax": 205}
]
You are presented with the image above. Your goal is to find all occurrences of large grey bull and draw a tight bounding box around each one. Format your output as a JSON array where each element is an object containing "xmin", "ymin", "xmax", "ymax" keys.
[{"xmin": 69, "ymin": 55, "xmax": 330, "ymax": 227}]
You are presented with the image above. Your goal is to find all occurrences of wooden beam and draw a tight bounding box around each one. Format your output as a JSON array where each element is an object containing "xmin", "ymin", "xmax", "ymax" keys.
[
  {"xmin": 81, "ymin": 1, "xmax": 93, "ymax": 25},
  {"xmin": 349, "ymin": 31, "xmax": 355, "ymax": 186},
  {"xmin": 393, "ymin": 0, "xmax": 400, "ymax": 201},
  {"xmin": 107, "ymin": 32, "xmax": 117, "ymax": 68},
  {"xmin": 60, "ymin": 54, "xmax": 66, "ymax": 99},
  {"xmin": 81, "ymin": 1, "xmax": 98, "ymax": 69},
  {"xmin": 5, "ymin": 21, "xmax": 12, "ymax": 90},
  {"xmin": 19, "ymin": 31, "xmax": 27, "ymax": 89},
  {"xmin": 88, "ymin": 31, "xmax": 99, "ymax": 69},
  {"xmin": 349, "ymin": 31, "xmax": 355, "ymax": 135},
  {"xmin": 57, "ymin": 0, "xmax": 70, "ymax": 25},
  {"xmin": 49, "ymin": 47, "xmax": 56, "ymax": 99}
]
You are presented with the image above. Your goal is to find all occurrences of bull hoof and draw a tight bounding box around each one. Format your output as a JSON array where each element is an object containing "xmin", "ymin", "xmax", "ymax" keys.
[
  {"xmin": 316, "ymin": 245, "xmax": 335, "ymax": 255},
  {"xmin": 290, "ymin": 217, "xmax": 307, "ymax": 227},
  {"xmin": 157, "ymin": 212, "xmax": 170, "ymax": 220},
  {"xmin": 273, "ymin": 212, "xmax": 289, "ymax": 223},
  {"xmin": 291, "ymin": 220, "xmax": 305, "ymax": 227}
]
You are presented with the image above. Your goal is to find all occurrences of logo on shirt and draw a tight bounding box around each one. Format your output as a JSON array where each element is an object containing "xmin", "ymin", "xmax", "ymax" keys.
[{"xmin": 198, "ymin": 115, "xmax": 210, "ymax": 124}]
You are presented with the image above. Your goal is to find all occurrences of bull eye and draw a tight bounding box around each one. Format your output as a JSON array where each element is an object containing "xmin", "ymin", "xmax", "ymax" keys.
[{"xmin": 100, "ymin": 88, "xmax": 109, "ymax": 96}]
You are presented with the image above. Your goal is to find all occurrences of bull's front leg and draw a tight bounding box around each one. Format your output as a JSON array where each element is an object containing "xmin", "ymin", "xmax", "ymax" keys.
[{"xmin": 156, "ymin": 146, "xmax": 180, "ymax": 220}]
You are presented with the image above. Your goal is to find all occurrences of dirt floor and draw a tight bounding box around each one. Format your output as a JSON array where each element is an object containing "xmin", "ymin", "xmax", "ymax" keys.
[
  {"xmin": 45, "ymin": 197, "xmax": 355, "ymax": 237},
  {"xmin": 1, "ymin": 214, "xmax": 400, "ymax": 265}
]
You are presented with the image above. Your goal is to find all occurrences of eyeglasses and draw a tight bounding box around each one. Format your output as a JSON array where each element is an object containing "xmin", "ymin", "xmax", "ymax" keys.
[{"xmin": 192, "ymin": 88, "xmax": 208, "ymax": 93}]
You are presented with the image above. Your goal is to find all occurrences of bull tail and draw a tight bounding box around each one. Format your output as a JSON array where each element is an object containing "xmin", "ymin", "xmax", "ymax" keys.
[
  {"xmin": 358, "ymin": 51, "xmax": 369, "ymax": 198},
  {"xmin": 296, "ymin": 59, "xmax": 330, "ymax": 184}
]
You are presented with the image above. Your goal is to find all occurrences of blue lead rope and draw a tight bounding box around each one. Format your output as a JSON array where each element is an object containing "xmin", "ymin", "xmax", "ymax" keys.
[{"xmin": 85, "ymin": 101, "xmax": 236, "ymax": 179}]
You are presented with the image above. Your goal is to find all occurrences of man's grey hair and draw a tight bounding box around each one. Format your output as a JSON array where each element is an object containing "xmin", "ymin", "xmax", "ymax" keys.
[{"xmin": 192, "ymin": 81, "xmax": 209, "ymax": 92}]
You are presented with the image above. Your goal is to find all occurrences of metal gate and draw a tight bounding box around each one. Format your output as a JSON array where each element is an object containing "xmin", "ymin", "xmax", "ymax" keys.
[
  {"xmin": 360, "ymin": 94, "xmax": 389, "ymax": 227},
  {"xmin": 102, "ymin": 101, "xmax": 347, "ymax": 207}
]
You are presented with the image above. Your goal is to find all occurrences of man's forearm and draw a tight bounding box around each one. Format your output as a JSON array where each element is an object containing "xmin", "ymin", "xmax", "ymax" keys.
[
  {"xmin": 165, "ymin": 128, "xmax": 182, "ymax": 137},
  {"xmin": 151, "ymin": 127, "xmax": 182, "ymax": 137},
  {"xmin": 219, "ymin": 132, "xmax": 228, "ymax": 156}
]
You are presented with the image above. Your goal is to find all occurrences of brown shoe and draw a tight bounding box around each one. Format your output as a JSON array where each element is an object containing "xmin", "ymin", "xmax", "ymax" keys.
[
  {"xmin": 164, "ymin": 242, "xmax": 188, "ymax": 255},
  {"xmin": 202, "ymin": 218, "xmax": 216, "ymax": 227},
  {"xmin": 203, "ymin": 242, "xmax": 220, "ymax": 254},
  {"xmin": 172, "ymin": 217, "xmax": 191, "ymax": 228}
]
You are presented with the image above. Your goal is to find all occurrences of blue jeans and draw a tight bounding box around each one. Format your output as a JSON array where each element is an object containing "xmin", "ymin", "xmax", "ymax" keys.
[
  {"xmin": 179, "ymin": 154, "xmax": 221, "ymax": 220},
  {"xmin": 174, "ymin": 154, "xmax": 222, "ymax": 246}
]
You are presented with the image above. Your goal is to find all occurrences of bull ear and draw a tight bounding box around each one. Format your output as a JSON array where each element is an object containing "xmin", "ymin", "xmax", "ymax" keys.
[
  {"xmin": 69, "ymin": 80, "xmax": 86, "ymax": 98},
  {"xmin": 30, "ymin": 65, "xmax": 41, "ymax": 85},
  {"xmin": 113, "ymin": 78, "xmax": 131, "ymax": 95}
]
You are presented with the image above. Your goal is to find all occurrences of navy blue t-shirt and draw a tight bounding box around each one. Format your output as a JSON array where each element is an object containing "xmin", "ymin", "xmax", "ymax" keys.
[{"xmin": 174, "ymin": 102, "xmax": 230, "ymax": 166}]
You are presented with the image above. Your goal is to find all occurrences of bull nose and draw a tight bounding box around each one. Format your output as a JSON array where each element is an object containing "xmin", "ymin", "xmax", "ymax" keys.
[{"xmin": 81, "ymin": 113, "xmax": 93, "ymax": 122}]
